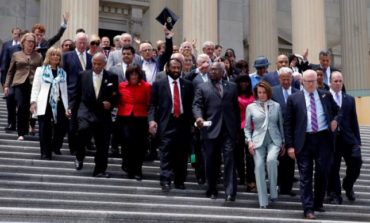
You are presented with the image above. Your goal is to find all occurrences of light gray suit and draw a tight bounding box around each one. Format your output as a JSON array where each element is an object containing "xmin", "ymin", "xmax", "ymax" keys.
[
  {"xmin": 244, "ymin": 99, "xmax": 284, "ymax": 207},
  {"xmin": 106, "ymin": 50, "xmax": 141, "ymax": 70},
  {"xmin": 108, "ymin": 63, "xmax": 126, "ymax": 83}
]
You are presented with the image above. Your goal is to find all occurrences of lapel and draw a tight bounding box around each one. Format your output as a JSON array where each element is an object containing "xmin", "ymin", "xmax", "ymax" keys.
[
  {"xmin": 179, "ymin": 78, "xmax": 186, "ymax": 103},
  {"xmin": 278, "ymin": 87, "xmax": 285, "ymax": 105},
  {"xmin": 72, "ymin": 51, "xmax": 83, "ymax": 71},
  {"xmin": 164, "ymin": 78, "xmax": 172, "ymax": 106},
  {"xmin": 97, "ymin": 70, "xmax": 109, "ymax": 100},
  {"xmin": 86, "ymin": 71, "xmax": 95, "ymax": 99},
  {"xmin": 298, "ymin": 91, "xmax": 307, "ymax": 116},
  {"xmin": 318, "ymin": 90, "xmax": 329, "ymax": 115}
]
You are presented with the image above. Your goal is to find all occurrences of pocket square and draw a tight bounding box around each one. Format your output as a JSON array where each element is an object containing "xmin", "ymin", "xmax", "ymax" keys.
[{"xmin": 107, "ymin": 83, "xmax": 113, "ymax": 86}]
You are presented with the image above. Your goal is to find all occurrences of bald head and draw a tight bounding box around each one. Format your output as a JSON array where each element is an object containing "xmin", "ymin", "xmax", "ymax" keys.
[
  {"xmin": 302, "ymin": 69, "xmax": 318, "ymax": 93},
  {"xmin": 171, "ymin": 53, "xmax": 185, "ymax": 66},
  {"xmin": 276, "ymin": 54, "xmax": 289, "ymax": 70},
  {"xmin": 330, "ymin": 71, "xmax": 344, "ymax": 93}
]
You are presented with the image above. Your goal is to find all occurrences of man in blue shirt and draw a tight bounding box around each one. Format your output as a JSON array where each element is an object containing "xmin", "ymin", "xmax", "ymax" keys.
[{"xmin": 249, "ymin": 56, "xmax": 270, "ymax": 89}]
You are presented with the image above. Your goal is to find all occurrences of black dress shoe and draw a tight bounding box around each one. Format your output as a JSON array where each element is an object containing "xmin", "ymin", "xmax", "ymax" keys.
[
  {"xmin": 135, "ymin": 175, "xmax": 143, "ymax": 181},
  {"xmin": 206, "ymin": 190, "xmax": 218, "ymax": 199},
  {"xmin": 304, "ymin": 211, "xmax": 316, "ymax": 219},
  {"xmin": 93, "ymin": 172, "xmax": 110, "ymax": 178},
  {"xmin": 280, "ymin": 190, "xmax": 296, "ymax": 197},
  {"xmin": 174, "ymin": 183, "xmax": 186, "ymax": 190},
  {"xmin": 197, "ymin": 178, "xmax": 205, "ymax": 185},
  {"xmin": 314, "ymin": 206, "xmax": 326, "ymax": 212},
  {"xmin": 41, "ymin": 154, "xmax": 52, "ymax": 160},
  {"xmin": 161, "ymin": 183, "xmax": 171, "ymax": 192},
  {"xmin": 225, "ymin": 195, "xmax": 236, "ymax": 202},
  {"xmin": 345, "ymin": 189, "xmax": 356, "ymax": 201},
  {"xmin": 74, "ymin": 160, "xmax": 83, "ymax": 170},
  {"xmin": 327, "ymin": 194, "xmax": 343, "ymax": 204},
  {"xmin": 4, "ymin": 124, "xmax": 16, "ymax": 131},
  {"xmin": 53, "ymin": 148, "xmax": 62, "ymax": 155}
]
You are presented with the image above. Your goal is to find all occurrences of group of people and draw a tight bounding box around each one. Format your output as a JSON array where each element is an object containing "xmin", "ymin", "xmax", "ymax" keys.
[{"xmin": 0, "ymin": 13, "xmax": 362, "ymax": 220}]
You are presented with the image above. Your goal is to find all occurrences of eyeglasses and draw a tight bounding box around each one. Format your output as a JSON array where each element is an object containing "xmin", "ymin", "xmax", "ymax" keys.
[
  {"xmin": 141, "ymin": 49, "xmax": 152, "ymax": 52},
  {"xmin": 90, "ymin": 42, "xmax": 100, "ymax": 46},
  {"xmin": 303, "ymin": 79, "xmax": 317, "ymax": 84}
]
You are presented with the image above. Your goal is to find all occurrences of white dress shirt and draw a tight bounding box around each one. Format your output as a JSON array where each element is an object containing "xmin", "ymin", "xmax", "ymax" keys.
[
  {"xmin": 142, "ymin": 59, "xmax": 157, "ymax": 83},
  {"xmin": 303, "ymin": 89, "xmax": 328, "ymax": 132}
]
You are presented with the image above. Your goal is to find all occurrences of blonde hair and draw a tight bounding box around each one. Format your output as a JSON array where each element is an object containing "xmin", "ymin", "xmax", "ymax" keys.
[
  {"xmin": 20, "ymin": 33, "xmax": 36, "ymax": 50},
  {"xmin": 43, "ymin": 47, "xmax": 63, "ymax": 67}
]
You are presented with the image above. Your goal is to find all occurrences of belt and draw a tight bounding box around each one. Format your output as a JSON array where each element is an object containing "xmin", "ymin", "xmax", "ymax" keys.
[{"xmin": 306, "ymin": 129, "xmax": 329, "ymax": 135}]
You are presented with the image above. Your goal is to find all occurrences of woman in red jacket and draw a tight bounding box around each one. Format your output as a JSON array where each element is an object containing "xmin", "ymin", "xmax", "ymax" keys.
[{"xmin": 117, "ymin": 65, "xmax": 151, "ymax": 180}]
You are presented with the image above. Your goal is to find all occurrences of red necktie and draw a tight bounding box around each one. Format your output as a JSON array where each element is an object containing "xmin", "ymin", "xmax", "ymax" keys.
[{"xmin": 173, "ymin": 81, "xmax": 181, "ymax": 117}]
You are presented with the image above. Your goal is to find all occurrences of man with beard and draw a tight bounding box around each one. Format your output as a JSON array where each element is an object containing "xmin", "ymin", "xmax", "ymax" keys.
[{"xmin": 148, "ymin": 58, "xmax": 194, "ymax": 192}]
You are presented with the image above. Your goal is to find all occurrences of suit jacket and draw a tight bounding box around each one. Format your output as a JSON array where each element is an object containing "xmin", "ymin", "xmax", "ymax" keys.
[
  {"xmin": 271, "ymin": 85, "xmax": 298, "ymax": 119},
  {"xmin": 192, "ymin": 81, "xmax": 240, "ymax": 140},
  {"xmin": 4, "ymin": 51, "xmax": 43, "ymax": 88},
  {"xmin": 284, "ymin": 89, "xmax": 339, "ymax": 154},
  {"xmin": 117, "ymin": 80, "xmax": 151, "ymax": 117},
  {"xmin": 69, "ymin": 69, "xmax": 118, "ymax": 129},
  {"xmin": 63, "ymin": 51, "xmax": 92, "ymax": 98},
  {"xmin": 106, "ymin": 50, "xmax": 141, "ymax": 70},
  {"xmin": 108, "ymin": 62, "xmax": 141, "ymax": 83},
  {"xmin": 244, "ymin": 100, "xmax": 284, "ymax": 148},
  {"xmin": 148, "ymin": 76, "xmax": 194, "ymax": 136},
  {"xmin": 263, "ymin": 71, "xmax": 280, "ymax": 87},
  {"xmin": 337, "ymin": 93, "xmax": 361, "ymax": 146},
  {"xmin": 139, "ymin": 37, "xmax": 173, "ymax": 80},
  {"xmin": 30, "ymin": 66, "xmax": 68, "ymax": 116},
  {"xmin": 0, "ymin": 40, "xmax": 17, "ymax": 85}
]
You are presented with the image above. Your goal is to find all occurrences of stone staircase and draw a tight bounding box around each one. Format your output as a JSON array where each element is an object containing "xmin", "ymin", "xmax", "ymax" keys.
[{"xmin": 0, "ymin": 96, "xmax": 369, "ymax": 222}]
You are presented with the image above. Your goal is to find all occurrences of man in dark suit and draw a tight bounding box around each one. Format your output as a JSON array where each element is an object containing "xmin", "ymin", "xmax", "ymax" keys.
[
  {"xmin": 0, "ymin": 27, "xmax": 21, "ymax": 131},
  {"xmin": 271, "ymin": 67, "xmax": 298, "ymax": 196},
  {"xmin": 263, "ymin": 54, "xmax": 289, "ymax": 87},
  {"xmin": 32, "ymin": 12, "xmax": 69, "ymax": 58},
  {"xmin": 139, "ymin": 25, "xmax": 173, "ymax": 84},
  {"xmin": 285, "ymin": 69, "xmax": 340, "ymax": 219},
  {"xmin": 69, "ymin": 52, "xmax": 118, "ymax": 177},
  {"xmin": 309, "ymin": 50, "xmax": 339, "ymax": 85},
  {"xmin": 193, "ymin": 62, "xmax": 240, "ymax": 202},
  {"xmin": 327, "ymin": 71, "xmax": 362, "ymax": 204},
  {"xmin": 148, "ymin": 58, "xmax": 194, "ymax": 192},
  {"xmin": 63, "ymin": 32, "xmax": 92, "ymax": 155}
]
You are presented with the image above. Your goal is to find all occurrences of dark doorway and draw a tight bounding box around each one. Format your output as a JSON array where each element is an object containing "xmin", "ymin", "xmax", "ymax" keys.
[{"xmin": 99, "ymin": 29, "xmax": 124, "ymax": 46}]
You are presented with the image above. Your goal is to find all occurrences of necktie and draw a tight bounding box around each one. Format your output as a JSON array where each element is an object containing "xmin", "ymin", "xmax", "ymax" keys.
[
  {"xmin": 173, "ymin": 81, "xmax": 181, "ymax": 117},
  {"xmin": 79, "ymin": 53, "xmax": 86, "ymax": 70},
  {"xmin": 310, "ymin": 93, "xmax": 318, "ymax": 132},
  {"xmin": 94, "ymin": 75, "xmax": 101, "ymax": 99},
  {"xmin": 335, "ymin": 92, "xmax": 341, "ymax": 107},
  {"xmin": 283, "ymin": 89, "xmax": 289, "ymax": 103},
  {"xmin": 215, "ymin": 82, "xmax": 222, "ymax": 97}
]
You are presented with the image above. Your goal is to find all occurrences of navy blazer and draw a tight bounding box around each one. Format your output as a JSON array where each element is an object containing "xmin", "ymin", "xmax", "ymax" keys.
[
  {"xmin": 263, "ymin": 71, "xmax": 280, "ymax": 87},
  {"xmin": 284, "ymin": 89, "xmax": 339, "ymax": 154},
  {"xmin": 63, "ymin": 51, "xmax": 92, "ymax": 99},
  {"xmin": 337, "ymin": 93, "xmax": 361, "ymax": 146},
  {"xmin": 192, "ymin": 81, "xmax": 240, "ymax": 140},
  {"xmin": 69, "ymin": 69, "xmax": 118, "ymax": 129},
  {"xmin": 0, "ymin": 44, "xmax": 21, "ymax": 85},
  {"xmin": 148, "ymin": 76, "xmax": 194, "ymax": 136},
  {"xmin": 271, "ymin": 85, "xmax": 298, "ymax": 119}
]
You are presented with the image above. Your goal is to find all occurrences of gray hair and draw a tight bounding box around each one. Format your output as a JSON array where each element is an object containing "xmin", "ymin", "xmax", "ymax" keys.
[
  {"xmin": 91, "ymin": 52, "xmax": 107, "ymax": 63},
  {"xmin": 278, "ymin": 67, "xmax": 293, "ymax": 76},
  {"xmin": 202, "ymin": 41, "xmax": 215, "ymax": 49},
  {"xmin": 196, "ymin": 54, "xmax": 210, "ymax": 65},
  {"xmin": 75, "ymin": 32, "xmax": 88, "ymax": 42},
  {"xmin": 319, "ymin": 49, "xmax": 332, "ymax": 58}
]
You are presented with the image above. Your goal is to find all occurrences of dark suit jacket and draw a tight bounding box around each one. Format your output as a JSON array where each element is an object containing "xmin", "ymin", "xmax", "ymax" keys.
[
  {"xmin": 63, "ymin": 51, "xmax": 92, "ymax": 98},
  {"xmin": 271, "ymin": 86, "xmax": 298, "ymax": 119},
  {"xmin": 148, "ymin": 76, "xmax": 194, "ymax": 137},
  {"xmin": 192, "ymin": 81, "xmax": 240, "ymax": 140},
  {"xmin": 69, "ymin": 69, "xmax": 118, "ymax": 130},
  {"xmin": 263, "ymin": 71, "xmax": 280, "ymax": 87},
  {"xmin": 139, "ymin": 37, "xmax": 173, "ymax": 76},
  {"xmin": 338, "ymin": 93, "xmax": 361, "ymax": 146},
  {"xmin": 0, "ymin": 44, "xmax": 22, "ymax": 85},
  {"xmin": 37, "ymin": 25, "xmax": 66, "ymax": 58},
  {"xmin": 284, "ymin": 89, "xmax": 339, "ymax": 154}
]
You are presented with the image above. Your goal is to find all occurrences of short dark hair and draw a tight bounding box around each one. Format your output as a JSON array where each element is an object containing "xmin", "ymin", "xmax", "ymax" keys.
[
  {"xmin": 319, "ymin": 50, "xmax": 332, "ymax": 58},
  {"xmin": 125, "ymin": 65, "xmax": 144, "ymax": 81},
  {"xmin": 76, "ymin": 28, "xmax": 85, "ymax": 34},
  {"xmin": 314, "ymin": 67, "xmax": 324, "ymax": 72},
  {"xmin": 254, "ymin": 81, "xmax": 272, "ymax": 100},
  {"xmin": 121, "ymin": 45, "xmax": 135, "ymax": 54},
  {"xmin": 215, "ymin": 44, "xmax": 222, "ymax": 50}
]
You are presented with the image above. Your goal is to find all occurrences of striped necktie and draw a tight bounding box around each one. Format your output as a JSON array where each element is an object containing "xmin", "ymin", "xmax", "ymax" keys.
[{"xmin": 310, "ymin": 93, "xmax": 318, "ymax": 132}]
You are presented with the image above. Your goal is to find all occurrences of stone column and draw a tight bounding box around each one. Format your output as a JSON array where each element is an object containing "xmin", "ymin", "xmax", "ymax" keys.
[
  {"xmin": 40, "ymin": 0, "xmax": 62, "ymax": 46},
  {"xmin": 340, "ymin": 0, "xmax": 370, "ymax": 96},
  {"xmin": 61, "ymin": 0, "xmax": 99, "ymax": 40},
  {"xmin": 249, "ymin": 0, "xmax": 278, "ymax": 71},
  {"xmin": 182, "ymin": 0, "xmax": 218, "ymax": 51},
  {"xmin": 291, "ymin": 0, "xmax": 326, "ymax": 64}
]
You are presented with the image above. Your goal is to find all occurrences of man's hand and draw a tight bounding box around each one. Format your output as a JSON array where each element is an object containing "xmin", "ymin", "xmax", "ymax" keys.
[
  {"xmin": 330, "ymin": 120, "xmax": 338, "ymax": 132},
  {"xmin": 195, "ymin": 117, "xmax": 204, "ymax": 128},
  {"xmin": 149, "ymin": 121, "xmax": 158, "ymax": 136},
  {"xmin": 303, "ymin": 48, "xmax": 308, "ymax": 60},
  {"xmin": 163, "ymin": 23, "xmax": 174, "ymax": 38},
  {"xmin": 63, "ymin": 11, "xmax": 70, "ymax": 24},
  {"xmin": 248, "ymin": 141, "xmax": 255, "ymax": 156},
  {"xmin": 66, "ymin": 109, "xmax": 72, "ymax": 119},
  {"xmin": 30, "ymin": 102, "xmax": 37, "ymax": 114},
  {"xmin": 287, "ymin": 147, "xmax": 296, "ymax": 160},
  {"xmin": 192, "ymin": 39, "xmax": 197, "ymax": 49},
  {"xmin": 4, "ymin": 87, "xmax": 9, "ymax": 97},
  {"xmin": 102, "ymin": 101, "xmax": 112, "ymax": 110},
  {"xmin": 280, "ymin": 144, "xmax": 286, "ymax": 156}
]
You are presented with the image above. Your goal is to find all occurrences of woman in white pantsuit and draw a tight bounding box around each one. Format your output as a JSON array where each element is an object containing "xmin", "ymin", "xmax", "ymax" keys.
[{"xmin": 244, "ymin": 81, "xmax": 284, "ymax": 208}]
